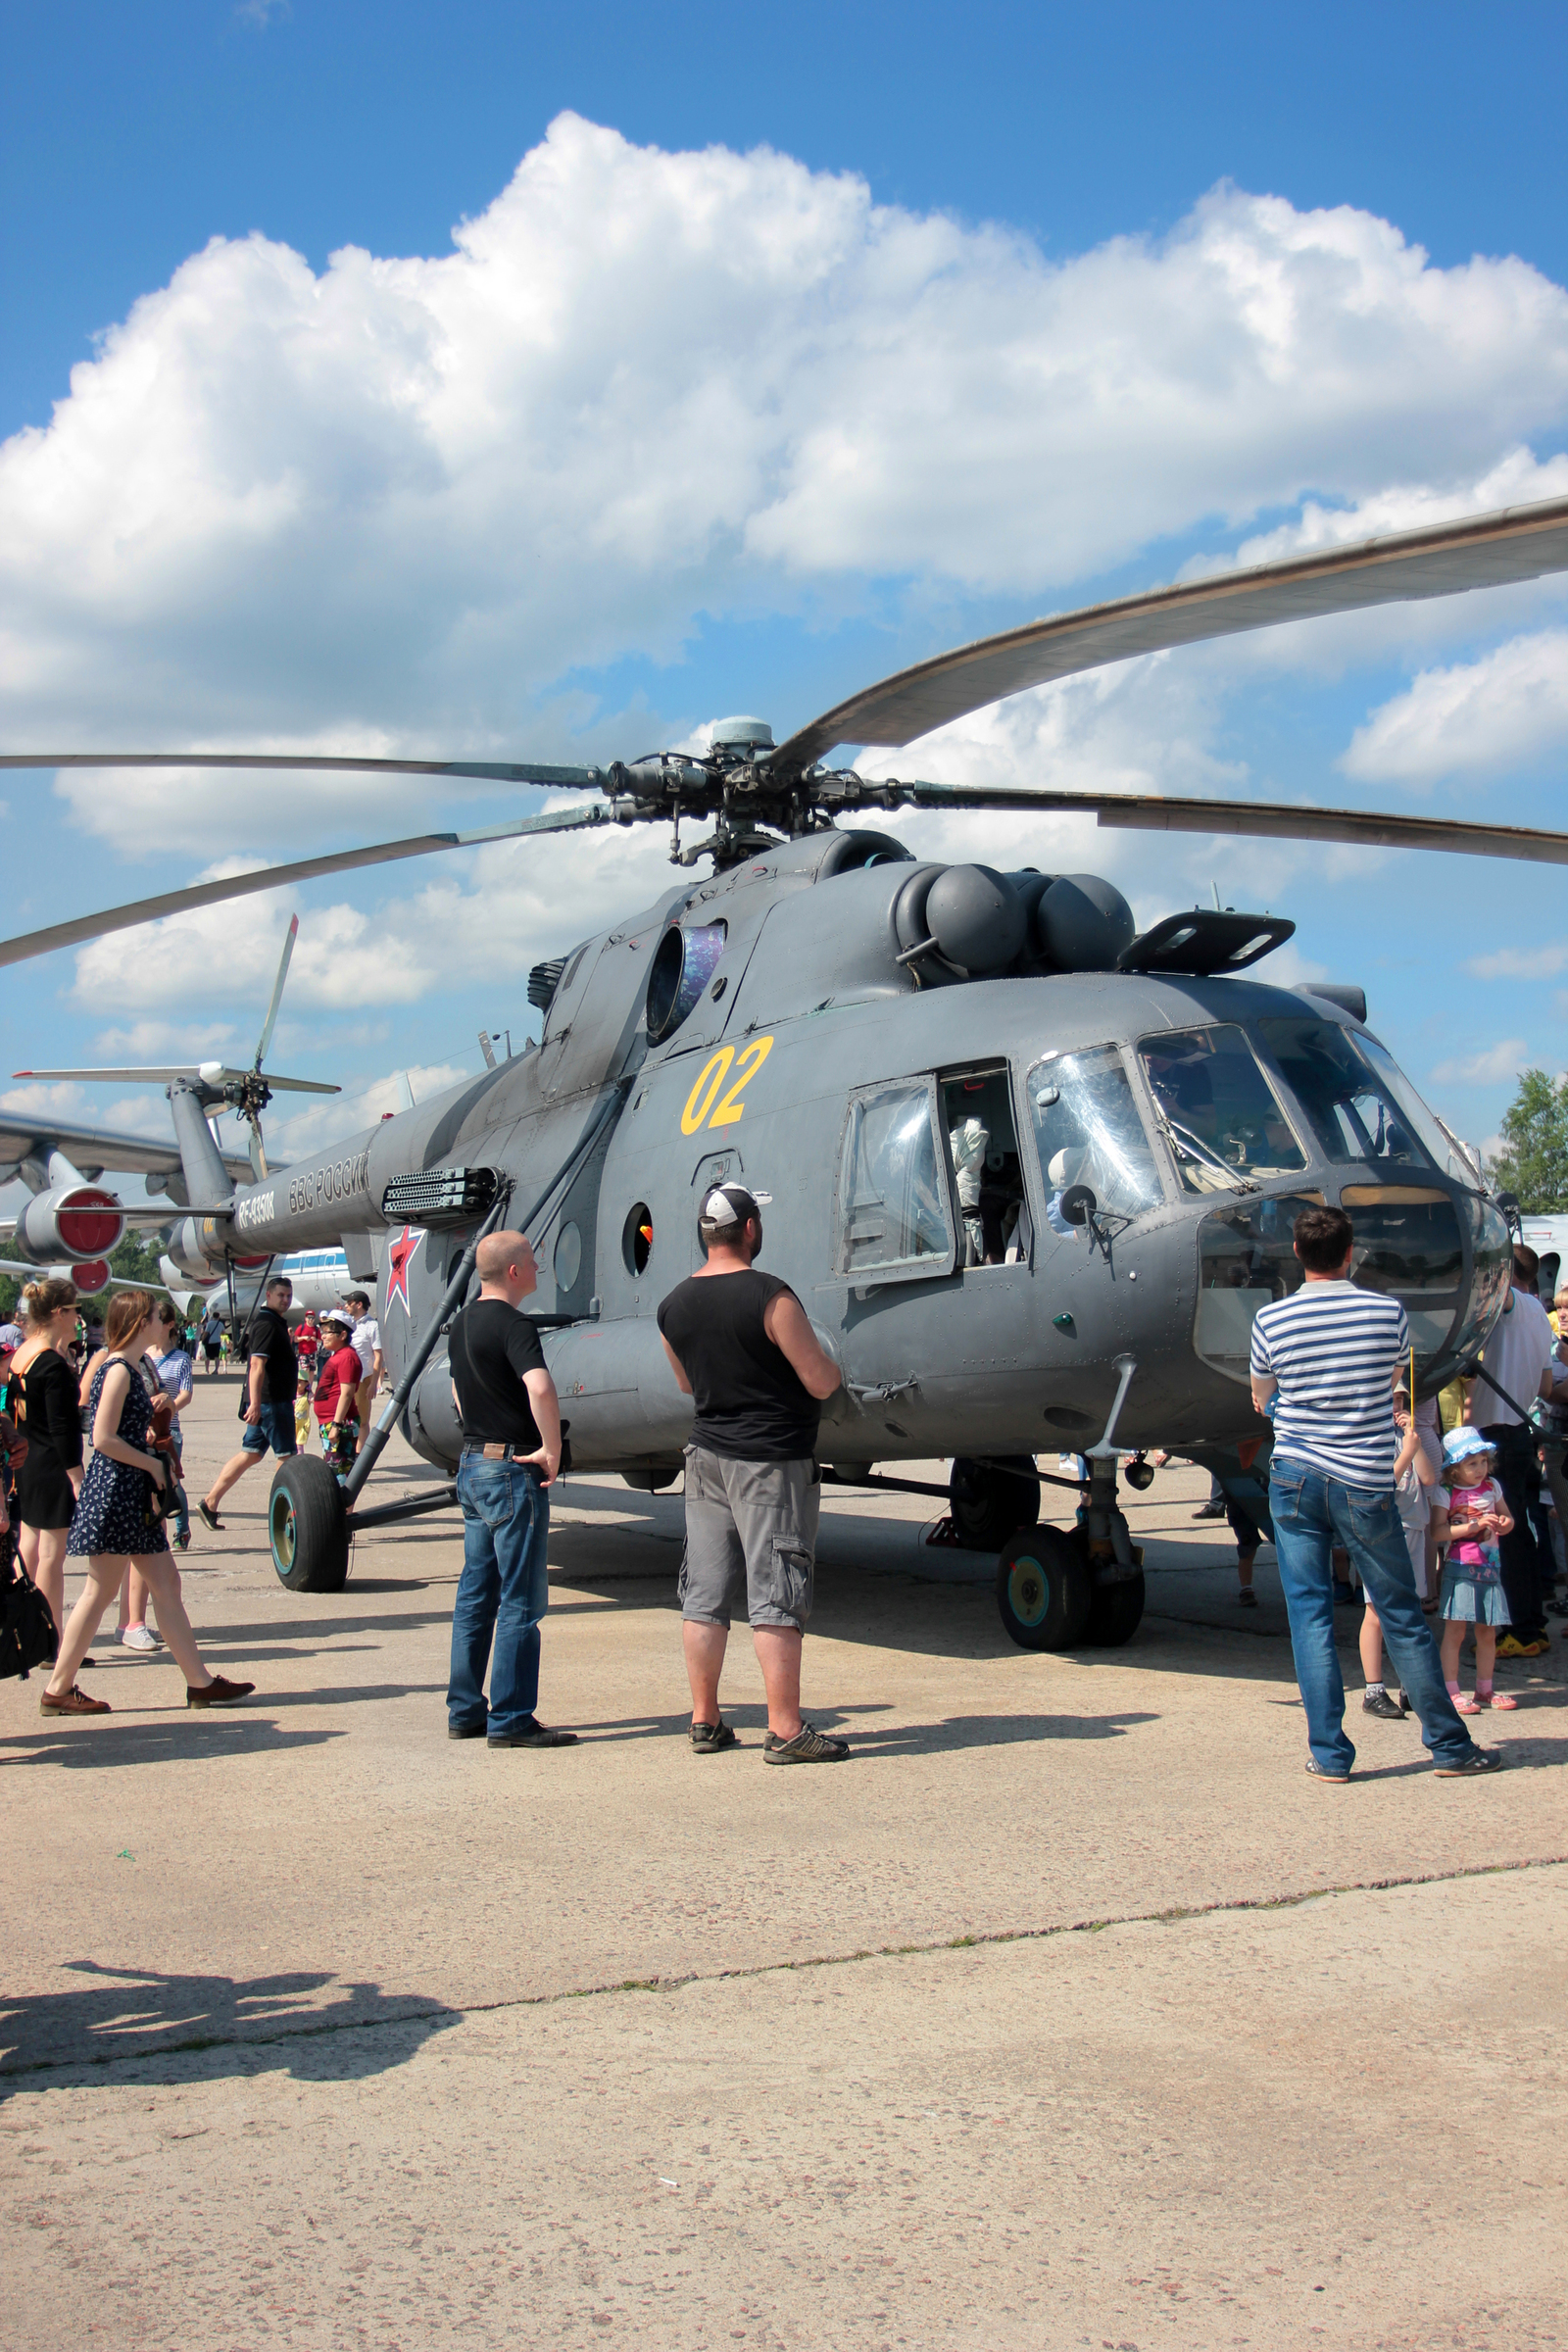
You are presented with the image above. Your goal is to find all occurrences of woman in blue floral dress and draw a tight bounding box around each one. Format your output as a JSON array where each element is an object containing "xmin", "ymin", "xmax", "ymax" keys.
[{"xmin": 39, "ymin": 1292, "xmax": 256, "ymax": 1719}]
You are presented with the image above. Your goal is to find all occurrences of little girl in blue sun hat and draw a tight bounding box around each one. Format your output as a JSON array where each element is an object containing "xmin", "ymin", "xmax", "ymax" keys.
[{"xmin": 1438, "ymin": 1427, "xmax": 1517, "ymax": 1712}]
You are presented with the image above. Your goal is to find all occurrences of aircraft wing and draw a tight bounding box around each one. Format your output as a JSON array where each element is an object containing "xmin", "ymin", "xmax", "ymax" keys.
[{"xmin": 0, "ymin": 1106, "xmax": 251, "ymax": 1185}]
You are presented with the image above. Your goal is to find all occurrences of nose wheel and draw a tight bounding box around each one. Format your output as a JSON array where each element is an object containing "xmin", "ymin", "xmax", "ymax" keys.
[
  {"xmin": 994, "ymin": 1449, "xmax": 1147, "ymax": 1649},
  {"xmin": 995, "ymin": 1526, "xmax": 1092, "ymax": 1649}
]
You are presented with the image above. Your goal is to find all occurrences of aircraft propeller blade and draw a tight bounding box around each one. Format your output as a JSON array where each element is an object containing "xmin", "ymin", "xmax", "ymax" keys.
[
  {"xmin": 0, "ymin": 802, "xmax": 619, "ymax": 970},
  {"xmin": 771, "ymin": 493, "xmax": 1568, "ymax": 770},
  {"xmin": 254, "ymin": 913, "xmax": 299, "ymax": 1073},
  {"xmin": 866, "ymin": 779, "xmax": 1568, "ymax": 865}
]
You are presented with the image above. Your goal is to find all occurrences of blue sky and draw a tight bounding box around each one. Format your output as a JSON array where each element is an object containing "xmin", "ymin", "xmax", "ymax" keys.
[{"xmin": 3, "ymin": 0, "xmax": 1567, "ymax": 1185}]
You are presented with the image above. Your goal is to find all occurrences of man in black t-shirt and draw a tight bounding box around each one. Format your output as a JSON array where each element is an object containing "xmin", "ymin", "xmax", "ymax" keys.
[
  {"xmin": 446, "ymin": 1229, "xmax": 575, "ymax": 1749},
  {"xmin": 200, "ymin": 1276, "xmax": 300, "ymax": 1529},
  {"xmin": 658, "ymin": 1183, "xmax": 848, "ymax": 1764}
]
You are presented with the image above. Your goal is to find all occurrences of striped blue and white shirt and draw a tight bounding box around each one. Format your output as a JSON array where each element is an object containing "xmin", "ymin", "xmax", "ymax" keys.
[{"xmin": 1250, "ymin": 1282, "xmax": 1409, "ymax": 1490}]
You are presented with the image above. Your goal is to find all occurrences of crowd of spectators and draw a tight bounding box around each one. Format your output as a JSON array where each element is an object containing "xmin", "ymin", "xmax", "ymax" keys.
[{"xmin": 1, "ymin": 1269, "xmax": 390, "ymax": 1714}]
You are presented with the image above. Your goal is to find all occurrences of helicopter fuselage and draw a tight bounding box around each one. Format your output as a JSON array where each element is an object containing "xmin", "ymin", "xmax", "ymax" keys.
[{"xmin": 198, "ymin": 828, "xmax": 1510, "ymax": 1485}]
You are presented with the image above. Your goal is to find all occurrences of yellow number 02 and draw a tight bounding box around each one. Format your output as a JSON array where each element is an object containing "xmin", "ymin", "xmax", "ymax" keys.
[
  {"xmin": 679, "ymin": 1035, "xmax": 773, "ymax": 1136},
  {"xmin": 710, "ymin": 1035, "xmax": 772, "ymax": 1127}
]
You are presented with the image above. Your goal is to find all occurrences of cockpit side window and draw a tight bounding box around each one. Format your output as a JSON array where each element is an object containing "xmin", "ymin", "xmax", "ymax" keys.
[
  {"xmin": 833, "ymin": 1077, "xmax": 956, "ymax": 1286},
  {"xmin": 941, "ymin": 1068, "xmax": 1027, "ymax": 1268},
  {"xmin": 1258, "ymin": 1017, "xmax": 1437, "ymax": 1176},
  {"xmin": 1139, "ymin": 1024, "xmax": 1308, "ymax": 1195},
  {"xmin": 1028, "ymin": 1046, "xmax": 1164, "ymax": 1227}
]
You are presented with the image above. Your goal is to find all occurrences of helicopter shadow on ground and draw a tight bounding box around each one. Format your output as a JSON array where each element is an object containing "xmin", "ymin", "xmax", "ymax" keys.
[
  {"xmin": 0, "ymin": 1717, "xmax": 346, "ymax": 1770},
  {"xmin": 0, "ymin": 1959, "xmax": 454, "ymax": 2097}
]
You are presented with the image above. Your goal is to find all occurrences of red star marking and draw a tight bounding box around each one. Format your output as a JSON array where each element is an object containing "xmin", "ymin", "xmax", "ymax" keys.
[{"xmin": 384, "ymin": 1225, "xmax": 423, "ymax": 1317}]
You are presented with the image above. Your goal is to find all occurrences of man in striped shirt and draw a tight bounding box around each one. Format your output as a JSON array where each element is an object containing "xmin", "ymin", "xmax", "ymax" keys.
[{"xmin": 1250, "ymin": 1202, "xmax": 1499, "ymax": 1782}]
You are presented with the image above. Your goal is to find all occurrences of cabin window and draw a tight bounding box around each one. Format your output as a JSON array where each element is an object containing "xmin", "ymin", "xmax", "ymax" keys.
[
  {"xmin": 1029, "ymin": 1046, "xmax": 1163, "ymax": 1226},
  {"xmin": 940, "ymin": 1068, "xmax": 1027, "ymax": 1267},
  {"xmin": 1139, "ymin": 1025, "xmax": 1306, "ymax": 1194},
  {"xmin": 834, "ymin": 1078, "xmax": 955, "ymax": 1283}
]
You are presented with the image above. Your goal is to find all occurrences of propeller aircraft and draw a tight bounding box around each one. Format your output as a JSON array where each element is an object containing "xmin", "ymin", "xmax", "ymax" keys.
[{"xmin": 5, "ymin": 494, "xmax": 1567, "ymax": 1645}]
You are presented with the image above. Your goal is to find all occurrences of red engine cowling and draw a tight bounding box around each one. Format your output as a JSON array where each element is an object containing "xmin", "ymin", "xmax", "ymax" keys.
[
  {"xmin": 15, "ymin": 1185, "xmax": 126, "ymax": 1264},
  {"xmin": 70, "ymin": 1259, "xmax": 111, "ymax": 1296}
]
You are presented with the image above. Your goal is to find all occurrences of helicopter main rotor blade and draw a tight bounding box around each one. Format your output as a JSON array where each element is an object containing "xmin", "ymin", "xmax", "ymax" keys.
[
  {"xmin": 0, "ymin": 753, "xmax": 604, "ymax": 785},
  {"xmin": 0, "ymin": 800, "xmax": 623, "ymax": 970},
  {"xmin": 773, "ymin": 494, "xmax": 1568, "ymax": 771},
  {"xmin": 253, "ymin": 913, "xmax": 299, "ymax": 1072},
  {"xmin": 869, "ymin": 777, "xmax": 1568, "ymax": 865}
]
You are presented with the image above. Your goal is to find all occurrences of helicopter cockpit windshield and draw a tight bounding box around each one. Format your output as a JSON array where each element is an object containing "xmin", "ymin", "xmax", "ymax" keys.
[
  {"xmin": 1029, "ymin": 1046, "xmax": 1164, "ymax": 1231},
  {"xmin": 1255, "ymin": 1016, "xmax": 1437, "ymax": 1176},
  {"xmin": 1138, "ymin": 1026, "xmax": 1307, "ymax": 1194}
]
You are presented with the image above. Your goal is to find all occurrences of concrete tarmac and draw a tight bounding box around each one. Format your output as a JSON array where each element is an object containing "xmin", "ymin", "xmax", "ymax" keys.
[{"xmin": 3, "ymin": 1376, "xmax": 1564, "ymax": 2348}]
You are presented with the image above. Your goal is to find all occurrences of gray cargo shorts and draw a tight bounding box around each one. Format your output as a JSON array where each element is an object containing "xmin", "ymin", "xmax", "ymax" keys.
[{"xmin": 678, "ymin": 1445, "xmax": 821, "ymax": 1633}]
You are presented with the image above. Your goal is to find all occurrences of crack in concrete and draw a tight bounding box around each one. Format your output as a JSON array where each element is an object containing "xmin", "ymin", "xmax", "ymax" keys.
[{"xmin": 4, "ymin": 1850, "xmax": 1563, "ymax": 2085}]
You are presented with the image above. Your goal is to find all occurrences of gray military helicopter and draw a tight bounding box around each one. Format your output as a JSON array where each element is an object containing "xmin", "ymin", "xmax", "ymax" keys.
[{"xmin": 6, "ymin": 494, "xmax": 1567, "ymax": 1647}]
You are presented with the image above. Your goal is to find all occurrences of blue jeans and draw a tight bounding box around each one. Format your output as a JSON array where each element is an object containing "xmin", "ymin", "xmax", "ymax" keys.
[
  {"xmin": 449, "ymin": 1452, "xmax": 550, "ymax": 1737},
  {"xmin": 1269, "ymin": 1458, "xmax": 1475, "ymax": 1775}
]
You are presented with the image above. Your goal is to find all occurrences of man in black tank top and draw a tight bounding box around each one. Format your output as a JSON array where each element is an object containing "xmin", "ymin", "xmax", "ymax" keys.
[{"xmin": 658, "ymin": 1183, "xmax": 849, "ymax": 1764}]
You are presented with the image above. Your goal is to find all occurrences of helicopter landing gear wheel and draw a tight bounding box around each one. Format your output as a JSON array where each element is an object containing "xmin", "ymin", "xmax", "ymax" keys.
[
  {"xmin": 1087, "ymin": 1568, "xmax": 1146, "ymax": 1646},
  {"xmin": 995, "ymin": 1526, "xmax": 1091, "ymax": 1650},
  {"xmin": 950, "ymin": 1455, "xmax": 1040, "ymax": 1551},
  {"xmin": 269, "ymin": 1454, "xmax": 349, "ymax": 1593}
]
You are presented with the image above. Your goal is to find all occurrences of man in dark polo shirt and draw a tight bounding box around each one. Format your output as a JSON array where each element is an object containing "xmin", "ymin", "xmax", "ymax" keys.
[
  {"xmin": 199, "ymin": 1274, "xmax": 298, "ymax": 1529},
  {"xmin": 658, "ymin": 1183, "xmax": 847, "ymax": 1763},
  {"xmin": 447, "ymin": 1228, "xmax": 575, "ymax": 1749}
]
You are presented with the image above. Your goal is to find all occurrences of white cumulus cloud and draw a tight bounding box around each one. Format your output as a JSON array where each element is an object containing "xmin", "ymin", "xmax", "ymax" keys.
[
  {"xmin": 1340, "ymin": 628, "xmax": 1568, "ymax": 787},
  {"xmin": 4, "ymin": 112, "xmax": 1568, "ymax": 863},
  {"xmin": 1466, "ymin": 940, "xmax": 1568, "ymax": 980},
  {"xmin": 1429, "ymin": 1039, "xmax": 1531, "ymax": 1085}
]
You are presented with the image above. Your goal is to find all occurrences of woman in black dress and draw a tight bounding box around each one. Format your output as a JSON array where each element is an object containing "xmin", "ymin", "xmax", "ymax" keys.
[
  {"xmin": 40, "ymin": 1291, "xmax": 256, "ymax": 1719},
  {"xmin": 11, "ymin": 1278, "xmax": 85, "ymax": 1635}
]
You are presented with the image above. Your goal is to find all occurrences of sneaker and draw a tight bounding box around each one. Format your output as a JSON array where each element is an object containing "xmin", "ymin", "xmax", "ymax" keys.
[
  {"xmin": 172, "ymin": 1531, "xmax": 191, "ymax": 1551},
  {"xmin": 1361, "ymin": 1690, "xmax": 1405, "ymax": 1720},
  {"xmin": 689, "ymin": 1719, "xmax": 738, "ymax": 1753},
  {"xmin": 1495, "ymin": 1632, "xmax": 1546, "ymax": 1660},
  {"xmin": 1434, "ymin": 1745, "xmax": 1505, "ymax": 1777},
  {"xmin": 1236, "ymin": 1587, "xmax": 1258, "ymax": 1608},
  {"xmin": 762, "ymin": 1723, "xmax": 850, "ymax": 1765},
  {"xmin": 120, "ymin": 1624, "xmax": 159, "ymax": 1652},
  {"xmin": 198, "ymin": 1498, "xmax": 223, "ymax": 1533},
  {"xmin": 1193, "ymin": 1501, "xmax": 1226, "ymax": 1521}
]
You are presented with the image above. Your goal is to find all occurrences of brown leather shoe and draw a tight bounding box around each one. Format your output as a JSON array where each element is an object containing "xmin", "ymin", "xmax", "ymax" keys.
[
  {"xmin": 186, "ymin": 1675, "xmax": 256, "ymax": 1709},
  {"xmin": 41, "ymin": 1685, "xmax": 111, "ymax": 1717}
]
